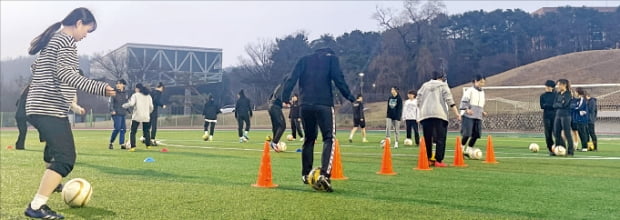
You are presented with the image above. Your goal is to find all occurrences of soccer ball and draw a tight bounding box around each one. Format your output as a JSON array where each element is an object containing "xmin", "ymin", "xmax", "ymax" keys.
[
  {"xmin": 380, "ymin": 139, "xmax": 386, "ymax": 148},
  {"xmin": 286, "ymin": 134, "xmax": 295, "ymax": 141},
  {"xmin": 307, "ymin": 167, "xmax": 323, "ymax": 191},
  {"xmin": 202, "ymin": 134, "xmax": 210, "ymax": 141},
  {"xmin": 277, "ymin": 142, "xmax": 287, "ymax": 152},
  {"xmin": 470, "ymin": 148, "xmax": 483, "ymax": 160},
  {"xmin": 239, "ymin": 137, "xmax": 248, "ymax": 143},
  {"xmin": 139, "ymin": 136, "xmax": 146, "ymax": 143},
  {"xmin": 529, "ymin": 143, "xmax": 540, "ymax": 153},
  {"xmin": 61, "ymin": 178, "xmax": 93, "ymax": 208},
  {"xmin": 587, "ymin": 142, "xmax": 595, "ymax": 151},
  {"xmin": 404, "ymin": 139, "xmax": 413, "ymax": 146},
  {"xmin": 553, "ymin": 145, "xmax": 567, "ymax": 156}
]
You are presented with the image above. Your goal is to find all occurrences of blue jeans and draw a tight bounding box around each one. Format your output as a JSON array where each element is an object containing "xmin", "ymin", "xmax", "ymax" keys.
[{"xmin": 110, "ymin": 115, "xmax": 126, "ymax": 144}]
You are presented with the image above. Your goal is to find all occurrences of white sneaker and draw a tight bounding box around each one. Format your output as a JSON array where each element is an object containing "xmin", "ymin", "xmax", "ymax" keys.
[
  {"xmin": 394, "ymin": 142, "xmax": 399, "ymax": 149},
  {"xmin": 362, "ymin": 138, "xmax": 368, "ymax": 143},
  {"xmin": 581, "ymin": 148, "xmax": 588, "ymax": 152},
  {"xmin": 300, "ymin": 138, "xmax": 304, "ymax": 142}
]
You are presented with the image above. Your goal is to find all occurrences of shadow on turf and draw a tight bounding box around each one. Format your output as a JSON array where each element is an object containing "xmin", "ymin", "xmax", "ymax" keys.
[
  {"xmin": 79, "ymin": 162, "xmax": 199, "ymax": 180},
  {"xmin": 60, "ymin": 206, "xmax": 116, "ymax": 219}
]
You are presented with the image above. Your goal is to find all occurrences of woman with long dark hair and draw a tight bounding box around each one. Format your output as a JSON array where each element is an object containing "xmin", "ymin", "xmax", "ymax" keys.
[
  {"xmin": 552, "ymin": 79, "xmax": 575, "ymax": 156},
  {"xmin": 122, "ymin": 83, "xmax": 154, "ymax": 151},
  {"xmin": 24, "ymin": 8, "xmax": 115, "ymax": 219}
]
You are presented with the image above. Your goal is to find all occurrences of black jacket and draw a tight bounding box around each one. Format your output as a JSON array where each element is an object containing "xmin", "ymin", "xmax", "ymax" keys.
[
  {"xmin": 386, "ymin": 94, "xmax": 403, "ymax": 120},
  {"xmin": 353, "ymin": 101, "xmax": 364, "ymax": 120},
  {"xmin": 202, "ymin": 99, "xmax": 221, "ymax": 120},
  {"xmin": 281, "ymin": 48, "xmax": 355, "ymax": 106},
  {"xmin": 151, "ymin": 90, "xmax": 165, "ymax": 115},
  {"xmin": 553, "ymin": 91, "xmax": 572, "ymax": 116},
  {"xmin": 540, "ymin": 91, "xmax": 556, "ymax": 118},
  {"xmin": 235, "ymin": 96, "xmax": 252, "ymax": 118},
  {"xmin": 110, "ymin": 89, "xmax": 129, "ymax": 116},
  {"xmin": 587, "ymin": 97, "xmax": 597, "ymax": 123},
  {"xmin": 289, "ymin": 101, "xmax": 301, "ymax": 119}
]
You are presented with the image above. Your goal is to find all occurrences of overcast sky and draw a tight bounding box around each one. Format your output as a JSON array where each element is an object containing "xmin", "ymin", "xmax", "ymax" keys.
[{"xmin": 1, "ymin": 1, "xmax": 618, "ymax": 67}]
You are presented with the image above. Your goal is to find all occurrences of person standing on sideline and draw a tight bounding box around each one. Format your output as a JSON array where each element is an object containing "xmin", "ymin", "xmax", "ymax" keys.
[
  {"xmin": 148, "ymin": 82, "xmax": 165, "ymax": 145},
  {"xmin": 23, "ymin": 7, "xmax": 116, "ymax": 219},
  {"xmin": 235, "ymin": 89, "xmax": 253, "ymax": 142},
  {"xmin": 417, "ymin": 71, "xmax": 461, "ymax": 167},
  {"xmin": 573, "ymin": 88, "xmax": 590, "ymax": 152},
  {"xmin": 585, "ymin": 93, "xmax": 598, "ymax": 151},
  {"xmin": 402, "ymin": 90, "xmax": 420, "ymax": 146},
  {"xmin": 15, "ymin": 84, "xmax": 30, "ymax": 150},
  {"xmin": 348, "ymin": 94, "xmax": 368, "ymax": 143},
  {"xmin": 289, "ymin": 94, "xmax": 304, "ymax": 141},
  {"xmin": 201, "ymin": 94, "xmax": 221, "ymax": 142},
  {"xmin": 282, "ymin": 47, "xmax": 356, "ymax": 192},
  {"xmin": 122, "ymin": 83, "xmax": 153, "ymax": 151},
  {"xmin": 108, "ymin": 79, "xmax": 129, "ymax": 150},
  {"xmin": 460, "ymin": 75, "xmax": 487, "ymax": 157},
  {"xmin": 385, "ymin": 86, "xmax": 403, "ymax": 148},
  {"xmin": 267, "ymin": 77, "xmax": 289, "ymax": 151},
  {"xmin": 540, "ymin": 80, "xmax": 557, "ymax": 155},
  {"xmin": 553, "ymin": 79, "xmax": 575, "ymax": 156},
  {"xmin": 569, "ymin": 89, "xmax": 581, "ymax": 149}
]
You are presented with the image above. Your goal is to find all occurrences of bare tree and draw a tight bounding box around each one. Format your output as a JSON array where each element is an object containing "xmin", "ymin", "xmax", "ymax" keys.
[
  {"xmin": 91, "ymin": 50, "xmax": 127, "ymax": 81},
  {"xmin": 236, "ymin": 39, "xmax": 276, "ymax": 107}
]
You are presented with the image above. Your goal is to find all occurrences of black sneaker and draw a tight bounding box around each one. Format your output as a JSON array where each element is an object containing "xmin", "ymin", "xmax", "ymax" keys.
[
  {"xmin": 348, "ymin": 139, "xmax": 352, "ymax": 143},
  {"xmin": 318, "ymin": 175, "xmax": 333, "ymax": 192},
  {"xmin": 108, "ymin": 143, "xmax": 113, "ymax": 150},
  {"xmin": 25, "ymin": 204, "xmax": 64, "ymax": 219},
  {"xmin": 53, "ymin": 184, "xmax": 63, "ymax": 193}
]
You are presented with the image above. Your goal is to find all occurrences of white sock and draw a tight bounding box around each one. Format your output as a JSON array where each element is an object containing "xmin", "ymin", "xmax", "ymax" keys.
[
  {"xmin": 30, "ymin": 194, "xmax": 49, "ymax": 209},
  {"xmin": 204, "ymin": 131, "xmax": 209, "ymax": 135},
  {"xmin": 349, "ymin": 134, "xmax": 353, "ymax": 139}
]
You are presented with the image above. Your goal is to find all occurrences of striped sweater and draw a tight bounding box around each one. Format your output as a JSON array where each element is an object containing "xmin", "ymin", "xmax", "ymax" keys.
[{"xmin": 26, "ymin": 32, "xmax": 108, "ymax": 118}]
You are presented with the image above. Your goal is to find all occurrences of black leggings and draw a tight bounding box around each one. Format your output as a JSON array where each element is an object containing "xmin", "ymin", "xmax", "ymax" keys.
[
  {"xmin": 553, "ymin": 115, "xmax": 574, "ymax": 154},
  {"xmin": 291, "ymin": 118, "xmax": 304, "ymax": 138},
  {"xmin": 130, "ymin": 120, "xmax": 151, "ymax": 148},
  {"xmin": 420, "ymin": 118, "xmax": 448, "ymax": 163},
  {"xmin": 405, "ymin": 120, "xmax": 420, "ymax": 145},
  {"xmin": 301, "ymin": 105, "xmax": 335, "ymax": 177},
  {"xmin": 268, "ymin": 105, "xmax": 286, "ymax": 143},
  {"xmin": 587, "ymin": 123, "xmax": 598, "ymax": 149},
  {"xmin": 203, "ymin": 121, "xmax": 216, "ymax": 135},
  {"xmin": 237, "ymin": 115, "xmax": 251, "ymax": 137}
]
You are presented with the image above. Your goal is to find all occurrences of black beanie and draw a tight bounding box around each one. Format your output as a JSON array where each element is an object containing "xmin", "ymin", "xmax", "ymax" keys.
[{"xmin": 545, "ymin": 80, "xmax": 556, "ymax": 88}]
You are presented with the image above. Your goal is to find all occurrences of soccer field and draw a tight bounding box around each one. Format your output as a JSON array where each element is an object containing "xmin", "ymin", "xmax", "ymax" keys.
[{"xmin": 1, "ymin": 129, "xmax": 619, "ymax": 219}]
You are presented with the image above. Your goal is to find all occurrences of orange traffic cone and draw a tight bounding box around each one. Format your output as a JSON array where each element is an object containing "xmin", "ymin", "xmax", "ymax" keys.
[
  {"xmin": 330, "ymin": 139, "xmax": 348, "ymax": 180},
  {"xmin": 252, "ymin": 141, "xmax": 279, "ymax": 188},
  {"xmin": 414, "ymin": 137, "xmax": 432, "ymax": 170},
  {"xmin": 452, "ymin": 136, "xmax": 468, "ymax": 167},
  {"xmin": 483, "ymin": 135, "xmax": 499, "ymax": 164},
  {"xmin": 377, "ymin": 138, "xmax": 397, "ymax": 175}
]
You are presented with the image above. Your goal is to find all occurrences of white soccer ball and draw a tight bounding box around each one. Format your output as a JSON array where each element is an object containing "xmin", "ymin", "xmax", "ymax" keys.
[
  {"xmin": 61, "ymin": 178, "xmax": 93, "ymax": 208},
  {"xmin": 529, "ymin": 143, "xmax": 540, "ymax": 153},
  {"xmin": 470, "ymin": 148, "xmax": 483, "ymax": 160},
  {"xmin": 553, "ymin": 145, "xmax": 567, "ymax": 156},
  {"xmin": 404, "ymin": 139, "xmax": 413, "ymax": 146},
  {"xmin": 380, "ymin": 140, "xmax": 386, "ymax": 148},
  {"xmin": 286, "ymin": 134, "xmax": 295, "ymax": 141},
  {"xmin": 202, "ymin": 134, "xmax": 210, "ymax": 141},
  {"xmin": 139, "ymin": 136, "xmax": 146, "ymax": 143},
  {"xmin": 278, "ymin": 142, "xmax": 287, "ymax": 152}
]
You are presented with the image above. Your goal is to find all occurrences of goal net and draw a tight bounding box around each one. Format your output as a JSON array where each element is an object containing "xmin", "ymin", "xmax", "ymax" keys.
[{"xmin": 457, "ymin": 83, "xmax": 620, "ymax": 134}]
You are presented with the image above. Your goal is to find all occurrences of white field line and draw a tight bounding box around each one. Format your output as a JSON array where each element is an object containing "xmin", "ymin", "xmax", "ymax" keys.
[{"xmin": 157, "ymin": 140, "xmax": 620, "ymax": 160}]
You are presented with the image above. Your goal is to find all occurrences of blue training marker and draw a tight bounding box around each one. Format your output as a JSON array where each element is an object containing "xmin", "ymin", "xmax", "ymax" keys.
[
  {"xmin": 295, "ymin": 148, "xmax": 302, "ymax": 153},
  {"xmin": 144, "ymin": 157, "xmax": 155, "ymax": 162}
]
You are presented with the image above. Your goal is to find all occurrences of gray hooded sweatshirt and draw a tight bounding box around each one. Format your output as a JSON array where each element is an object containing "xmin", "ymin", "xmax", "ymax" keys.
[{"xmin": 417, "ymin": 79, "xmax": 456, "ymax": 122}]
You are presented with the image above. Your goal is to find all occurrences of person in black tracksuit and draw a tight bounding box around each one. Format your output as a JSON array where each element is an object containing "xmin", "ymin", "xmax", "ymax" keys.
[
  {"xmin": 15, "ymin": 84, "xmax": 30, "ymax": 150},
  {"xmin": 552, "ymin": 79, "xmax": 574, "ymax": 156},
  {"xmin": 267, "ymin": 78, "xmax": 288, "ymax": 151},
  {"xmin": 586, "ymin": 94, "xmax": 598, "ymax": 151},
  {"xmin": 540, "ymin": 80, "xmax": 556, "ymax": 155},
  {"xmin": 202, "ymin": 95, "xmax": 221, "ymax": 141},
  {"xmin": 235, "ymin": 89, "xmax": 253, "ymax": 141},
  {"xmin": 149, "ymin": 82, "xmax": 165, "ymax": 145},
  {"xmin": 348, "ymin": 95, "xmax": 367, "ymax": 143},
  {"xmin": 282, "ymin": 47, "xmax": 356, "ymax": 192},
  {"xmin": 289, "ymin": 94, "xmax": 303, "ymax": 140}
]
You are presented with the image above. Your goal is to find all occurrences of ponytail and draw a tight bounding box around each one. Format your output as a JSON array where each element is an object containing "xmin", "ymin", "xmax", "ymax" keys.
[
  {"xmin": 28, "ymin": 7, "xmax": 97, "ymax": 55},
  {"xmin": 29, "ymin": 22, "xmax": 62, "ymax": 55}
]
